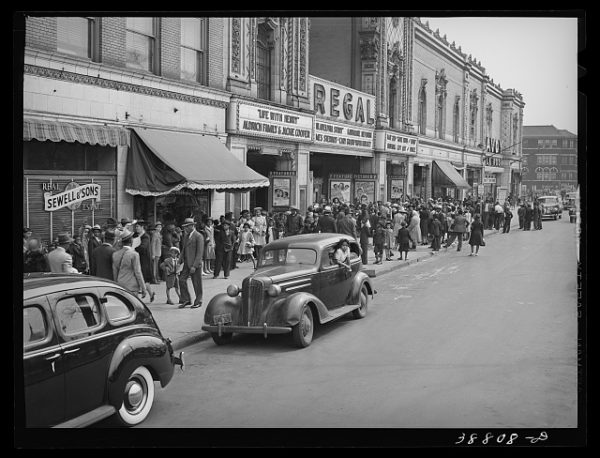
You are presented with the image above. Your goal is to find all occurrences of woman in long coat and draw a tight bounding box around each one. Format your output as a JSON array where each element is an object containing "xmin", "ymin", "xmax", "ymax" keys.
[
  {"xmin": 134, "ymin": 221, "xmax": 155, "ymax": 302},
  {"xmin": 407, "ymin": 210, "xmax": 421, "ymax": 249},
  {"xmin": 419, "ymin": 206, "xmax": 430, "ymax": 246},
  {"xmin": 468, "ymin": 214, "xmax": 485, "ymax": 256}
]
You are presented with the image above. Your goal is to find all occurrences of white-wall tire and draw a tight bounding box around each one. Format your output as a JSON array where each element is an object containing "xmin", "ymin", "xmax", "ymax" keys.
[{"xmin": 116, "ymin": 366, "xmax": 155, "ymax": 426}]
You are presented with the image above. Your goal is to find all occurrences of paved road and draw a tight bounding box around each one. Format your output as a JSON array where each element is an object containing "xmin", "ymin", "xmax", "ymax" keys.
[{"xmin": 134, "ymin": 216, "xmax": 578, "ymax": 429}]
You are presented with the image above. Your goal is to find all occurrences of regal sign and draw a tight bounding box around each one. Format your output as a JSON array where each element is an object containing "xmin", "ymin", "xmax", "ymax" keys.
[
  {"xmin": 44, "ymin": 183, "xmax": 101, "ymax": 212},
  {"xmin": 310, "ymin": 76, "xmax": 376, "ymax": 126}
]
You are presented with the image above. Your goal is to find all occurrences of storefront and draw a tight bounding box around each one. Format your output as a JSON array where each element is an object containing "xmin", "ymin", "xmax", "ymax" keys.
[
  {"xmin": 431, "ymin": 159, "xmax": 471, "ymax": 199},
  {"xmin": 227, "ymin": 96, "xmax": 314, "ymax": 214},
  {"xmin": 309, "ymin": 76, "xmax": 376, "ymax": 205},
  {"xmin": 22, "ymin": 118, "xmax": 128, "ymax": 245},
  {"xmin": 125, "ymin": 127, "xmax": 269, "ymax": 226},
  {"xmin": 483, "ymin": 155, "xmax": 504, "ymax": 200}
]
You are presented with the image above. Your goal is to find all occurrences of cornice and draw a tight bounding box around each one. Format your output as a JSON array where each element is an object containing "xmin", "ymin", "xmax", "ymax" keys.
[{"xmin": 24, "ymin": 64, "xmax": 230, "ymax": 110}]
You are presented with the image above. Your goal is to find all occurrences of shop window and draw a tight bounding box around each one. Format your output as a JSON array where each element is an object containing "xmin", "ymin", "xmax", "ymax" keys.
[
  {"xmin": 126, "ymin": 17, "xmax": 159, "ymax": 73},
  {"xmin": 57, "ymin": 17, "xmax": 98, "ymax": 60},
  {"xmin": 180, "ymin": 18, "xmax": 207, "ymax": 84},
  {"xmin": 24, "ymin": 140, "xmax": 117, "ymax": 172}
]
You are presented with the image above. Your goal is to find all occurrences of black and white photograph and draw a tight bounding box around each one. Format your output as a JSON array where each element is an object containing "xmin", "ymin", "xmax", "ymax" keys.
[{"xmin": 14, "ymin": 10, "xmax": 586, "ymax": 448}]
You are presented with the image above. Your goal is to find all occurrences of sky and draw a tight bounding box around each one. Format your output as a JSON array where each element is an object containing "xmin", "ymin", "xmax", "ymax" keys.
[{"xmin": 421, "ymin": 16, "xmax": 579, "ymax": 134}]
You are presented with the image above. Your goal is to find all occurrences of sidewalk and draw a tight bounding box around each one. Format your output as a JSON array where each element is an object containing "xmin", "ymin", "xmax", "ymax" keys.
[{"xmin": 150, "ymin": 221, "xmax": 518, "ymax": 351}]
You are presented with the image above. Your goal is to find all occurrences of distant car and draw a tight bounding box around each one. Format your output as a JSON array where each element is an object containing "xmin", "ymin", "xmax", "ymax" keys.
[
  {"xmin": 537, "ymin": 196, "xmax": 562, "ymax": 220},
  {"xmin": 22, "ymin": 273, "xmax": 184, "ymax": 427},
  {"xmin": 202, "ymin": 234, "xmax": 374, "ymax": 348}
]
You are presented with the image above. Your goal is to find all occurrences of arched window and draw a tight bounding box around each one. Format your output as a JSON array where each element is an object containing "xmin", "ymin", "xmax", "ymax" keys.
[
  {"xmin": 418, "ymin": 80, "xmax": 427, "ymax": 135},
  {"xmin": 535, "ymin": 167, "xmax": 543, "ymax": 180},
  {"xmin": 542, "ymin": 167, "xmax": 551, "ymax": 181},
  {"xmin": 469, "ymin": 89, "xmax": 479, "ymax": 144},
  {"xmin": 550, "ymin": 167, "xmax": 559, "ymax": 180},
  {"xmin": 256, "ymin": 22, "xmax": 272, "ymax": 101},
  {"xmin": 389, "ymin": 77, "xmax": 397, "ymax": 129}
]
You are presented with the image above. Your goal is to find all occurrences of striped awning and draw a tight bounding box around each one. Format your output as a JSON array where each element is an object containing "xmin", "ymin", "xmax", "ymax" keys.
[{"xmin": 23, "ymin": 118, "xmax": 129, "ymax": 147}]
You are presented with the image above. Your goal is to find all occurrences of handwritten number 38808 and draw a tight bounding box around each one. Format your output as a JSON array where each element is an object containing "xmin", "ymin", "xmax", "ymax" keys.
[{"xmin": 455, "ymin": 431, "xmax": 547, "ymax": 445}]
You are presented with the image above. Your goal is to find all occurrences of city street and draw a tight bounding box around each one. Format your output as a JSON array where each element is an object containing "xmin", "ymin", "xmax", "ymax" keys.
[{"xmin": 133, "ymin": 215, "xmax": 578, "ymax": 429}]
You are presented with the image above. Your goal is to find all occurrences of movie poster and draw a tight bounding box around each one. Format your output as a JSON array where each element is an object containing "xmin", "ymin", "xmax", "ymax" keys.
[
  {"xmin": 329, "ymin": 180, "xmax": 351, "ymax": 204},
  {"xmin": 354, "ymin": 181, "xmax": 375, "ymax": 204},
  {"xmin": 390, "ymin": 179, "xmax": 404, "ymax": 199},
  {"xmin": 272, "ymin": 178, "xmax": 291, "ymax": 207}
]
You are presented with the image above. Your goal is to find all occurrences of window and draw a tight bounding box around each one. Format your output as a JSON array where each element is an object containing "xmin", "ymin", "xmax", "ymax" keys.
[
  {"xmin": 389, "ymin": 79, "xmax": 397, "ymax": 128},
  {"xmin": 57, "ymin": 17, "xmax": 96, "ymax": 60},
  {"xmin": 180, "ymin": 18, "xmax": 207, "ymax": 84},
  {"xmin": 56, "ymin": 294, "xmax": 103, "ymax": 335},
  {"xmin": 453, "ymin": 98, "xmax": 460, "ymax": 143},
  {"xmin": 259, "ymin": 248, "xmax": 317, "ymax": 267},
  {"xmin": 126, "ymin": 17, "xmax": 158, "ymax": 73},
  {"xmin": 436, "ymin": 93, "xmax": 446, "ymax": 139},
  {"xmin": 551, "ymin": 139, "xmax": 558, "ymax": 148},
  {"xmin": 23, "ymin": 306, "xmax": 48, "ymax": 345},
  {"xmin": 550, "ymin": 167, "xmax": 558, "ymax": 180},
  {"xmin": 103, "ymin": 293, "xmax": 135, "ymax": 323},
  {"xmin": 256, "ymin": 23, "xmax": 272, "ymax": 101},
  {"xmin": 24, "ymin": 140, "xmax": 117, "ymax": 172},
  {"xmin": 418, "ymin": 84, "xmax": 427, "ymax": 135},
  {"xmin": 535, "ymin": 167, "xmax": 543, "ymax": 180}
]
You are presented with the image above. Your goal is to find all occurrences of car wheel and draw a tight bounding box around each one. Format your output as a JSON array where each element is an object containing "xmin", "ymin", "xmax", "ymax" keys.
[
  {"xmin": 352, "ymin": 284, "xmax": 370, "ymax": 319},
  {"xmin": 211, "ymin": 332, "xmax": 233, "ymax": 345},
  {"xmin": 116, "ymin": 366, "xmax": 155, "ymax": 426},
  {"xmin": 292, "ymin": 305, "xmax": 314, "ymax": 348}
]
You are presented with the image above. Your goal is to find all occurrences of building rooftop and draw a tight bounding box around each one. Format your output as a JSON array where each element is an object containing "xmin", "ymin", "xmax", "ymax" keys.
[{"xmin": 523, "ymin": 125, "xmax": 577, "ymax": 138}]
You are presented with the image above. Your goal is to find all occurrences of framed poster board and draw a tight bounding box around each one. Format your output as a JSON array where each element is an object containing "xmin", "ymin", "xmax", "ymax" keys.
[
  {"xmin": 390, "ymin": 178, "xmax": 404, "ymax": 199},
  {"xmin": 272, "ymin": 177, "xmax": 291, "ymax": 207},
  {"xmin": 329, "ymin": 179, "xmax": 352, "ymax": 204},
  {"xmin": 354, "ymin": 180, "xmax": 375, "ymax": 205}
]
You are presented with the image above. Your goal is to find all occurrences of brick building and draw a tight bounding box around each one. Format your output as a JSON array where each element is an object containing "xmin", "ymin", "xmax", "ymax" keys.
[{"xmin": 521, "ymin": 125, "xmax": 578, "ymax": 196}]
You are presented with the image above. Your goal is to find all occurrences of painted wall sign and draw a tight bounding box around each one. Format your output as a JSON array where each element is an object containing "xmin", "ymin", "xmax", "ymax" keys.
[
  {"xmin": 234, "ymin": 100, "xmax": 314, "ymax": 142},
  {"xmin": 310, "ymin": 76, "xmax": 376, "ymax": 126},
  {"xmin": 44, "ymin": 182, "xmax": 101, "ymax": 212}
]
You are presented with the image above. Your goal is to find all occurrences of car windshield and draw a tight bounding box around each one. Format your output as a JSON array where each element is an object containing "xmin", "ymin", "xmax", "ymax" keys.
[
  {"xmin": 258, "ymin": 248, "xmax": 317, "ymax": 267},
  {"xmin": 539, "ymin": 197, "xmax": 558, "ymax": 205}
]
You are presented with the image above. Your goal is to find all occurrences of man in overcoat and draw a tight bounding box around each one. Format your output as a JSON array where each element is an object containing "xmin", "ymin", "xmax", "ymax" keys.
[
  {"xmin": 178, "ymin": 218, "xmax": 205, "ymax": 308},
  {"xmin": 91, "ymin": 230, "xmax": 117, "ymax": 280}
]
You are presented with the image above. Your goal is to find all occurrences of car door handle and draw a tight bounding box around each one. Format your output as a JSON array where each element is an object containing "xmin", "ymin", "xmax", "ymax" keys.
[
  {"xmin": 63, "ymin": 348, "xmax": 80, "ymax": 354},
  {"xmin": 45, "ymin": 353, "xmax": 61, "ymax": 361}
]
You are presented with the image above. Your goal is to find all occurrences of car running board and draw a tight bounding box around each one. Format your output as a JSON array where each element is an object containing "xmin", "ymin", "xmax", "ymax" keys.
[
  {"xmin": 320, "ymin": 304, "xmax": 361, "ymax": 324},
  {"xmin": 53, "ymin": 405, "xmax": 116, "ymax": 428}
]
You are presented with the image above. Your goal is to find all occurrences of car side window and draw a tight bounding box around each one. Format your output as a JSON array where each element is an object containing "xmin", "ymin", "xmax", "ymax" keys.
[
  {"xmin": 56, "ymin": 294, "xmax": 103, "ymax": 336},
  {"xmin": 23, "ymin": 305, "xmax": 48, "ymax": 346},
  {"xmin": 321, "ymin": 246, "xmax": 337, "ymax": 268},
  {"xmin": 103, "ymin": 293, "xmax": 135, "ymax": 324}
]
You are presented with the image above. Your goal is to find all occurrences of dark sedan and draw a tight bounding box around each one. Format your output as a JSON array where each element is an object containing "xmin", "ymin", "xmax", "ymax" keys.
[
  {"xmin": 202, "ymin": 234, "xmax": 374, "ymax": 348},
  {"xmin": 22, "ymin": 273, "xmax": 183, "ymax": 427}
]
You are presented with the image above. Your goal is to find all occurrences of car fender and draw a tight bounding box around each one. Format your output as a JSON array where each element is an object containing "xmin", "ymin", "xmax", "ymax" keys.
[
  {"xmin": 107, "ymin": 334, "xmax": 174, "ymax": 409},
  {"xmin": 348, "ymin": 271, "xmax": 374, "ymax": 304},
  {"xmin": 203, "ymin": 293, "xmax": 243, "ymax": 325},
  {"xmin": 267, "ymin": 292, "xmax": 328, "ymax": 326}
]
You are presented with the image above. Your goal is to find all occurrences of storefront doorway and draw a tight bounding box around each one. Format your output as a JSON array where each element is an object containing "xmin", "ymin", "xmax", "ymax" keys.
[
  {"xmin": 247, "ymin": 152, "xmax": 278, "ymax": 210},
  {"xmin": 309, "ymin": 153, "xmax": 362, "ymax": 202},
  {"xmin": 134, "ymin": 189, "xmax": 210, "ymax": 226}
]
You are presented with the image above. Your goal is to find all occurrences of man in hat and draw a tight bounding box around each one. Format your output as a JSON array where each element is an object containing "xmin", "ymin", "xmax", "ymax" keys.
[
  {"xmin": 285, "ymin": 207, "xmax": 303, "ymax": 237},
  {"xmin": 178, "ymin": 218, "xmax": 204, "ymax": 308},
  {"xmin": 213, "ymin": 221, "xmax": 236, "ymax": 279},
  {"xmin": 23, "ymin": 227, "xmax": 33, "ymax": 254},
  {"xmin": 47, "ymin": 233, "xmax": 76, "ymax": 273},
  {"xmin": 336, "ymin": 208, "xmax": 358, "ymax": 240},
  {"xmin": 150, "ymin": 222, "xmax": 163, "ymax": 283},
  {"xmin": 113, "ymin": 218, "xmax": 133, "ymax": 249},
  {"xmin": 112, "ymin": 230, "xmax": 148, "ymax": 298},
  {"xmin": 315, "ymin": 206, "xmax": 337, "ymax": 234},
  {"xmin": 88, "ymin": 224, "xmax": 103, "ymax": 268},
  {"xmin": 91, "ymin": 230, "xmax": 116, "ymax": 280}
]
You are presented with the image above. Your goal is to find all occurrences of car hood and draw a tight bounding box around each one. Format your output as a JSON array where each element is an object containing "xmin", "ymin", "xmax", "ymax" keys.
[{"xmin": 253, "ymin": 265, "xmax": 316, "ymax": 281}]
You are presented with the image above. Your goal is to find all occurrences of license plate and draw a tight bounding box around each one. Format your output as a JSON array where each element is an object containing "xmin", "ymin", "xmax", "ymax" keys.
[{"xmin": 213, "ymin": 313, "xmax": 232, "ymax": 325}]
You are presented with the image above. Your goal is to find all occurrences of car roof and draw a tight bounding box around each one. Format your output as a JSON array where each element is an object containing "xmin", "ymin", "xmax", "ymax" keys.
[
  {"xmin": 263, "ymin": 234, "xmax": 358, "ymax": 251},
  {"xmin": 23, "ymin": 273, "xmax": 127, "ymax": 300}
]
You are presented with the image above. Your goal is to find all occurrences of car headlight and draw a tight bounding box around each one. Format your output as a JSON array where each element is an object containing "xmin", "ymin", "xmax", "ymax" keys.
[
  {"xmin": 226, "ymin": 284, "xmax": 240, "ymax": 297},
  {"xmin": 267, "ymin": 284, "xmax": 282, "ymax": 297}
]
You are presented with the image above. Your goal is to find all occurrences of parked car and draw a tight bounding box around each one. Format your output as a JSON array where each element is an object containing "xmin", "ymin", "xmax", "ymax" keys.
[
  {"xmin": 22, "ymin": 273, "xmax": 184, "ymax": 427},
  {"xmin": 537, "ymin": 195, "xmax": 562, "ymax": 220},
  {"xmin": 202, "ymin": 234, "xmax": 374, "ymax": 348}
]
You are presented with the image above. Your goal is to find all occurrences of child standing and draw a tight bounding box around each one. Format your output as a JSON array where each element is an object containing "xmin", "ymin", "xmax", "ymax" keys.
[
  {"xmin": 383, "ymin": 221, "xmax": 394, "ymax": 261},
  {"xmin": 395, "ymin": 222, "xmax": 413, "ymax": 261},
  {"xmin": 160, "ymin": 247, "xmax": 181, "ymax": 305},
  {"xmin": 373, "ymin": 222, "xmax": 385, "ymax": 265},
  {"xmin": 237, "ymin": 223, "xmax": 256, "ymax": 266}
]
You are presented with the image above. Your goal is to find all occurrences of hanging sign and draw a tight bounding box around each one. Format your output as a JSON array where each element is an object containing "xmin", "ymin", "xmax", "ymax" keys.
[{"xmin": 44, "ymin": 182, "xmax": 101, "ymax": 212}]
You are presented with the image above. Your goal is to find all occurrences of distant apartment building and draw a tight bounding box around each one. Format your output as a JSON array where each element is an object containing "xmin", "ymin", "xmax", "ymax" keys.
[{"xmin": 521, "ymin": 125, "xmax": 578, "ymax": 196}]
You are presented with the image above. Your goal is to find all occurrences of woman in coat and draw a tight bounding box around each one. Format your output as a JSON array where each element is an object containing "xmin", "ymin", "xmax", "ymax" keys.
[
  {"xmin": 468, "ymin": 214, "xmax": 485, "ymax": 256},
  {"xmin": 419, "ymin": 206, "xmax": 431, "ymax": 246},
  {"xmin": 407, "ymin": 210, "xmax": 421, "ymax": 249},
  {"xmin": 134, "ymin": 221, "xmax": 155, "ymax": 302}
]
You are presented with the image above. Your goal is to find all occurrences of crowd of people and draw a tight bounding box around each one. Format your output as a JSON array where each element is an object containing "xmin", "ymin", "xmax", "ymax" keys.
[{"xmin": 23, "ymin": 193, "xmax": 547, "ymax": 306}]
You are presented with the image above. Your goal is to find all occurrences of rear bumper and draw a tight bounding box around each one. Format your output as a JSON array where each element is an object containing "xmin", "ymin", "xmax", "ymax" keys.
[{"xmin": 201, "ymin": 325, "xmax": 292, "ymax": 335}]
